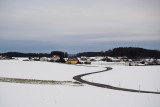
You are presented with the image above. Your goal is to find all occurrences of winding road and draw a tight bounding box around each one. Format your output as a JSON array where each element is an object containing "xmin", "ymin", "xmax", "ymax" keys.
[{"xmin": 73, "ymin": 67, "xmax": 160, "ymax": 94}]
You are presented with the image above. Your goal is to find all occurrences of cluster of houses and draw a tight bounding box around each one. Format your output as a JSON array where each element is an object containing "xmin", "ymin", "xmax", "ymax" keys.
[
  {"xmin": 27, "ymin": 56, "xmax": 81, "ymax": 64},
  {"xmin": 1, "ymin": 54, "xmax": 159, "ymax": 66},
  {"xmin": 0, "ymin": 55, "xmax": 12, "ymax": 60},
  {"xmin": 26, "ymin": 55, "xmax": 160, "ymax": 66},
  {"xmin": 88, "ymin": 56, "xmax": 160, "ymax": 66},
  {"xmin": 27, "ymin": 55, "xmax": 61, "ymax": 62}
]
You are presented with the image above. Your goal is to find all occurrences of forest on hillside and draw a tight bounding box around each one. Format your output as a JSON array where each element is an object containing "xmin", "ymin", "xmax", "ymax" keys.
[
  {"xmin": 1, "ymin": 47, "xmax": 160, "ymax": 59},
  {"xmin": 77, "ymin": 47, "xmax": 160, "ymax": 59}
]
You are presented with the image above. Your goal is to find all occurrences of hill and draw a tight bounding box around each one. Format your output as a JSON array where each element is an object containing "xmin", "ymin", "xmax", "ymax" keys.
[{"xmin": 77, "ymin": 47, "xmax": 160, "ymax": 59}]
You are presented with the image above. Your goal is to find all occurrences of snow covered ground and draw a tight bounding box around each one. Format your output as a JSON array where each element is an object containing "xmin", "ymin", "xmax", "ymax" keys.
[
  {"xmin": 0, "ymin": 58, "xmax": 160, "ymax": 107},
  {"xmin": 0, "ymin": 59, "xmax": 104, "ymax": 81},
  {"xmin": 83, "ymin": 66, "xmax": 160, "ymax": 92}
]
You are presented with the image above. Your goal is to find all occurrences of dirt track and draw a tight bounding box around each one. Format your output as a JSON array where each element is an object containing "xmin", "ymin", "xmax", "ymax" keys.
[
  {"xmin": 73, "ymin": 67, "xmax": 160, "ymax": 94},
  {"xmin": 0, "ymin": 77, "xmax": 82, "ymax": 86}
]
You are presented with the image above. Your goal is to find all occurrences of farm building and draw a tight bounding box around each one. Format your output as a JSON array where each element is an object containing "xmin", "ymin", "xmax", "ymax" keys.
[
  {"xmin": 118, "ymin": 57, "xmax": 128, "ymax": 62},
  {"xmin": 40, "ymin": 57, "xmax": 49, "ymax": 62},
  {"xmin": 66, "ymin": 57, "xmax": 79, "ymax": 64},
  {"xmin": 50, "ymin": 55, "xmax": 60, "ymax": 62}
]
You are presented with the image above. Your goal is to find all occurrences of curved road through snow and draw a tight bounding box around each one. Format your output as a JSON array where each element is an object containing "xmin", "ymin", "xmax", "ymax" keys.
[{"xmin": 73, "ymin": 67, "xmax": 160, "ymax": 94}]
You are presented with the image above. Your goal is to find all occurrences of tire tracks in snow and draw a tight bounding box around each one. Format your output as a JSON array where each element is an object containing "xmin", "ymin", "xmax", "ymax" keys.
[{"xmin": 73, "ymin": 67, "xmax": 160, "ymax": 94}]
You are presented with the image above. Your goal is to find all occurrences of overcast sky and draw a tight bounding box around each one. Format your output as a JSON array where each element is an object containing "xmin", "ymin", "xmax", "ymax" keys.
[{"xmin": 0, "ymin": 0, "xmax": 160, "ymax": 53}]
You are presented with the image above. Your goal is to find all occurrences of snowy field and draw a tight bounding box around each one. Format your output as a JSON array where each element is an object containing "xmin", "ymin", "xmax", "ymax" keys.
[
  {"xmin": 83, "ymin": 66, "xmax": 160, "ymax": 92},
  {"xmin": 0, "ymin": 59, "xmax": 104, "ymax": 81},
  {"xmin": 0, "ymin": 58, "xmax": 160, "ymax": 107}
]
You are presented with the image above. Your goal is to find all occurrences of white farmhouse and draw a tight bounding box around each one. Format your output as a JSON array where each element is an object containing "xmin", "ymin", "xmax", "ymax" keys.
[{"xmin": 50, "ymin": 55, "xmax": 60, "ymax": 62}]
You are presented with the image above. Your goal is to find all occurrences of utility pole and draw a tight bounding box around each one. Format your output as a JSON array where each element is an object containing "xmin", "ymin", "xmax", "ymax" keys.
[{"xmin": 139, "ymin": 84, "xmax": 141, "ymax": 93}]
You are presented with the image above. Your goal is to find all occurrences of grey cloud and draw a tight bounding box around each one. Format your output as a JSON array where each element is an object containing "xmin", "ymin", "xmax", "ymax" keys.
[{"xmin": 0, "ymin": 0, "xmax": 160, "ymax": 52}]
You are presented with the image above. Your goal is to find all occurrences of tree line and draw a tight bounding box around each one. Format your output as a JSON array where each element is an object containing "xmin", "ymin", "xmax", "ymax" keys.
[
  {"xmin": 0, "ymin": 51, "xmax": 69, "ymax": 58},
  {"xmin": 77, "ymin": 47, "xmax": 160, "ymax": 59},
  {"xmin": 1, "ymin": 47, "xmax": 160, "ymax": 59}
]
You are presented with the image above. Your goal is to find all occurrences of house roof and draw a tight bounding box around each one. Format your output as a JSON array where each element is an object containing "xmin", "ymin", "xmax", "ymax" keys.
[{"xmin": 68, "ymin": 57, "xmax": 78, "ymax": 61}]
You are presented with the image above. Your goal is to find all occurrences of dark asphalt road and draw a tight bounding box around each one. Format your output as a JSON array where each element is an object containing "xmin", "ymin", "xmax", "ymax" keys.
[{"xmin": 73, "ymin": 67, "xmax": 160, "ymax": 94}]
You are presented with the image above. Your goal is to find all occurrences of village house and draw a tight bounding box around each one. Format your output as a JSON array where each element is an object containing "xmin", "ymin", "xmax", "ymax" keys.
[
  {"xmin": 118, "ymin": 56, "xmax": 128, "ymax": 62},
  {"xmin": 0, "ymin": 55, "xmax": 3, "ymax": 60},
  {"xmin": 125, "ymin": 60, "xmax": 144, "ymax": 66},
  {"xmin": 63, "ymin": 58, "xmax": 68, "ymax": 62},
  {"xmin": 66, "ymin": 57, "xmax": 79, "ymax": 64},
  {"xmin": 84, "ymin": 59, "xmax": 91, "ymax": 64},
  {"xmin": 0, "ymin": 55, "xmax": 12, "ymax": 60},
  {"xmin": 107, "ymin": 57, "xmax": 120, "ymax": 62},
  {"xmin": 50, "ymin": 55, "xmax": 60, "ymax": 62},
  {"xmin": 40, "ymin": 57, "xmax": 49, "ymax": 62}
]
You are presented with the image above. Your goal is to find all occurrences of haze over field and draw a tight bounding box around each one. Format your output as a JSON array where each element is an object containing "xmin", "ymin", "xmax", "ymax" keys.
[{"xmin": 0, "ymin": 0, "xmax": 160, "ymax": 53}]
